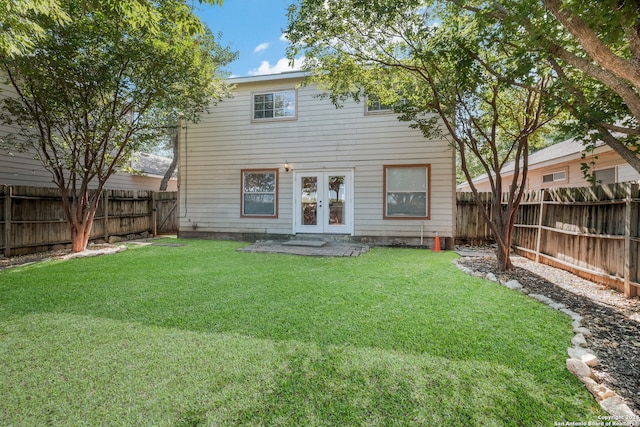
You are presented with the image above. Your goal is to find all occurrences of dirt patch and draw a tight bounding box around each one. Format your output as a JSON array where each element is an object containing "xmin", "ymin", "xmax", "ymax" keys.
[{"xmin": 457, "ymin": 254, "xmax": 640, "ymax": 416}]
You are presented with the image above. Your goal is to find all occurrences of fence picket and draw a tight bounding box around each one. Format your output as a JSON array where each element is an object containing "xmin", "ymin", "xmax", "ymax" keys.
[
  {"xmin": 456, "ymin": 182, "xmax": 639, "ymax": 297},
  {"xmin": 0, "ymin": 185, "xmax": 177, "ymax": 256}
]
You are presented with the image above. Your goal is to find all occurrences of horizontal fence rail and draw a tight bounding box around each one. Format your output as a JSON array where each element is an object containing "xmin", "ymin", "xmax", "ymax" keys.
[
  {"xmin": 3, "ymin": 182, "xmax": 637, "ymax": 297},
  {"xmin": 456, "ymin": 182, "xmax": 639, "ymax": 297},
  {"xmin": 0, "ymin": 185, "xmax": 177, "ymax": 256}
]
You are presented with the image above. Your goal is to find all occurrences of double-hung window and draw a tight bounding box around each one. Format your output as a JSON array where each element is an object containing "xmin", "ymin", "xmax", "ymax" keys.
[
  {"xmin": 593, "ymin": 167, "xmax": 616, "ymax": 184},
  {"xmin": 241, "ymin": 169, "xmax": 278, "ymax": 217},
  {"xmin": 366, "ymin": 95, "xmax": 406, "ymax": 114},
  {"xmin": 542, "ymin": 169, "xmax": 567, "ymax": 185},
  {"xmin": 253, "ymin": 90, "xmax": 296, "ymax": 120},
  {"xmin": 383, "ymin": 164, "xmax": 430, "ymax": 219},
  {"xmin": 366, "ymin": 96, "xmax": 393, "ymax": 113}
]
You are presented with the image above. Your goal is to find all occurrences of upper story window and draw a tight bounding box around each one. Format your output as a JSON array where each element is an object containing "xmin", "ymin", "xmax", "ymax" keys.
[
  {"xmin": 383, "ymin": 164, "xmax": 430, "ymax": 219},
  {"xmin": 366, "ymin": 95, "xmax": 407, "ymax": 115},
  {"xmin": 366, "ymin": 96, "xmax": 393, "ymax": 113},
  {"xmin": 253, "ymin": 90, "xmax": 296, "ymax": 120}
]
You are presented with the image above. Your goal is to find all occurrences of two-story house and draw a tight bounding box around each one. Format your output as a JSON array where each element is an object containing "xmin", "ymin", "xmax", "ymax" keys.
[{"xmin": 177, "ymin": 72, "xmax": 456, "ymax": 248}]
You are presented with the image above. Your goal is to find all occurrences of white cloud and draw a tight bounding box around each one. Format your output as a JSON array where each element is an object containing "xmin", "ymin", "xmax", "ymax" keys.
[
  {"xmin": 248, "ymin": 57, "xmax": 305, "ymax": 76},
  {"xmin": 253, "ymin": 42, "xmax": 270, "ymax": 53},
  {"xmin": 279, "ymin": 33, "xmax": 288, "ymax": 42}
]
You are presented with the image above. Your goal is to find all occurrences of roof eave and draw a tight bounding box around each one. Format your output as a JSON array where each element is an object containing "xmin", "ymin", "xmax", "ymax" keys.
[{"xmin": 229, "ymin": 71, "xmax": 310, "ymax": 85}]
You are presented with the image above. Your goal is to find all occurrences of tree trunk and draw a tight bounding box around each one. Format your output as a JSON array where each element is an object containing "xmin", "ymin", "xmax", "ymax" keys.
[
  {"xmin": 469, "ymin": 186, "xmax": 521, "ymax": 272},
  {"xmin": 160, "ymin": 133, "xmax": 178, "ymax": 191},
  {"xmin": 492, "ymin": 210, "xmax": 515, "ymax": 271},
  {"xmin": 596, "ymin": 127, "xmax": 640, "ymax": 174},
  {"xmin": 70, "ymin": 221, "xmax": 92, "ymax": 252},
  {"xmin": 495, "ymin": 239, "xmax": 514, "ymax": 271},
  {"xmin": 64, "ymin": 190, "xmax": 101, "ymax": 253}
]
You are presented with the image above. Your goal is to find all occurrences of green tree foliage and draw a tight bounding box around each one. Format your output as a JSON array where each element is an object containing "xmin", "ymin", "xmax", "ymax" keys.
[
  {"xmin": 0, "ymin": 0, "xmax": 69, "ymax": 56},
  {"xmin": 452, "ymin": 0, "xmax": 640, "ymax": 173},
  {"xmin": 287, "ymin": 0, "xmax": 558, "ymax": 270},
  {"xmin": 1, "ymin": 0, "xmax": 235, "ymax": 252}
]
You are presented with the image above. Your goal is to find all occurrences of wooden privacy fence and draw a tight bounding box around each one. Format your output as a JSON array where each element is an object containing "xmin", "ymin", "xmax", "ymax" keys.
[
  {"xmin": 0, "ymin": 185, "xmax": 178, "ymax": 256},
  {"xmin": 152, "ymin": 191, "xmax": 178, "ymax": 237},
  {"xmin": 456, "ymin": 182, "xmax": 640, "ymax": 297},
  {"xmin": 456, "ymin": 191, "xmax": 495, "ymax": 246}
]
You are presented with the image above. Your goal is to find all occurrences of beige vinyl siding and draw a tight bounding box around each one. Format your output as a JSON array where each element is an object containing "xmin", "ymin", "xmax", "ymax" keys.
[
  {"xmin": 0, "ymin": 151, "xmax": 54, "ymax": 187},
  {"xmin": 0, "ymin": 149, "xmax": 175, "ymax": 191},
  {"xmin": 587, "ymin": 150, "xmax": 640, "ymax": 184},
  {"xmin": 0, "ymin": 81, "xmax": 54, "ymax": 186},
  {"xmin": 1, "ymin": 78, "xmax": 175, "ymax": 191},
  {"xmin": 0, "ymin": 81, "xmax": 56, "ymax": 187},
  {"xmin": 179, "ymin": 74, "xmax": 456, "ymax": 240}
]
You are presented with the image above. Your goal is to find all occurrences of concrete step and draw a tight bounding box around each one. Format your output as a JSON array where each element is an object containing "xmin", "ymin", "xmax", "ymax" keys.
[{"xmin": 282, "ymin": 240, "xmax": 328, "ymax": 247}]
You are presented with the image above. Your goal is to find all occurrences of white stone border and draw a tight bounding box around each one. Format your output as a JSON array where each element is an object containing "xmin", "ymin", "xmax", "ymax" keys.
[
  {"xmin": 453, "ymin": 258, "xmax": 640, "ymax": 426},
  {"xmin": 55, "ymin": 245, "xmax": 128, "ymax": 261}
]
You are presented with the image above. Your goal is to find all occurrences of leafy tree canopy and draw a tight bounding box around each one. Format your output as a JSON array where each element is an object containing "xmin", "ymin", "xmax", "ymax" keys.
[
  {"xmin": 286, "ymin": 0, "xmax": 557, "ymax": 180},
  {"xmin": 450, "ymin": 0, "xmax": 640, "ymax": 172},
  {"xmin": 0, "ymin": 0, "xmax": 235, "ymax": 251},
  {"xmin": 286, "ymin": 0, "xmax": 559, "ymax": 270},
  {"xmin": 0, "ymin": 0, "xmax": 224, "ymax": 57},
  {"xmin": 288, "ymin": 0, "xmax": 640, "ymax": 175},
  {"xmin": 0, "ymin": 0, "xmax": 69, "ymax": 56}
]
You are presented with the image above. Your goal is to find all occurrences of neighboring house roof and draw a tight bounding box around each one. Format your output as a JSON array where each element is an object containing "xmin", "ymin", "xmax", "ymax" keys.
[
  {"xmin": 458, "ymin": 137, "xmax": 607, "ymax": 189},
  {"xmin": 130, "ymin": 152, "xmax": 176, "ymax": 178},
  {"xmin": 524, "ymin": 137, "xmax": 606, "ymax": 169}
]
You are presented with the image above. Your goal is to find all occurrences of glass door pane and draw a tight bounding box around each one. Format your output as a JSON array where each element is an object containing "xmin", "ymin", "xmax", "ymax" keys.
[
  {"xmin": 301, "ymin": 176, "xmax": 317, "ymax": 226},
  {"xmin": 327, "ymin": 175, "xmax": 345, "ymax": 226},
  {"xmin": 294, "ymin": 170, "xmax": 352, "ymax": 235}
]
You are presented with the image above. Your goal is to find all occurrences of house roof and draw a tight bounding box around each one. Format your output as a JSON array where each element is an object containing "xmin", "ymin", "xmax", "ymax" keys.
[
  {"xmin": 526, "ymin": 137, "xmax": 606, "ymax": 167},
  {"xmin": 461, "ymin": 137, "xmax": 607, "ymax": 187},
  {"xmin": 131, "ymin": 152, "xmax": 176, "ymax": 178},
  {"xmin": 229, "ymin": 71, "xmax": 308, "ymax": 85}
]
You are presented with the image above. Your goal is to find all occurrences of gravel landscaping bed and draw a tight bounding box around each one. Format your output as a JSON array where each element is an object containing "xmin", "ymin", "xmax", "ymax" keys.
[
  {"xmin": 457, "ymin": 253, "xmax": 640, "ymax": 417},
  {"xmin": 0, "ymin": 249, "xmax": 75, "ymax": 269},
  {"xmin": 0, "ymin": 244, "xmax": 126, "ymax": 270}
]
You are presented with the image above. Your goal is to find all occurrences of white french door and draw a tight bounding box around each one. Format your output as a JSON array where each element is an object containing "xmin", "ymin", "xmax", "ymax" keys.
[{"xmin": 294, "ymin": 170, "xmax": 353, "ymax": 235}]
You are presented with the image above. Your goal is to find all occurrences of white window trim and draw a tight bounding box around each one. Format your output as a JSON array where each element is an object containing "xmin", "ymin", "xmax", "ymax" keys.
[
  {"xmin": 542, "ymin": 168, "xmax": 568, "ymax": 186},
  {"xmin": 251, "ymin": 89, "xmax": 297, "ymax": 122},
  {"xmin": 365, "ymin": 95, "xmax": 408, "ymax": 116},
  {"xmin": 365, "ymin": 96, "xmax": 393, "ymax": 115},
  {"xmin": 593, "ymin": 167, "xmax": 616, "ymax": 184}
]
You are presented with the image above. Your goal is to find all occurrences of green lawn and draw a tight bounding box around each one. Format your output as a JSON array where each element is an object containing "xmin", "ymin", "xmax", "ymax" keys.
[{"xmin": 0, "ymin": 239, "xmax": 601, "ymax": 426}]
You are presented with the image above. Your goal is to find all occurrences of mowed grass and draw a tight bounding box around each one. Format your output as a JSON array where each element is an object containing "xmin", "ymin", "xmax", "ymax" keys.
[{"xmin": 0, "ymin": 239, "xmax": 602, "ymax": 425}]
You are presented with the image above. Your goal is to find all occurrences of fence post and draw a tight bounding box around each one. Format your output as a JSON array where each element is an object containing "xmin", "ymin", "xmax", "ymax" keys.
[
  {"xmin": 152, "ymin": 191, "xmax": 157, "ymax": 237},
  {"xmin": 624, "ymin": 182, "xmax": 635, "ymax": 297},
  {"xmin": 534, "ymin": 189, "xmax": 546, "ymax": 263},
  {"xmin": 487, "ymin": 192, "xmax": 493, "ymax": 240},
  {"xmin": 3, "ymin": 185, "xmax": 11, "ymax": 257},
  {"xmin": 103, "ymin": 190, "xmax": 109, "ymax": 243}
]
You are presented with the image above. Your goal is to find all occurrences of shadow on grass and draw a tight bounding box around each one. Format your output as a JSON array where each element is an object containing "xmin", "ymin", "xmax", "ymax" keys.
[{"xmin": 0, "ymin": 313, "xmax": 599, "ymax": 426}]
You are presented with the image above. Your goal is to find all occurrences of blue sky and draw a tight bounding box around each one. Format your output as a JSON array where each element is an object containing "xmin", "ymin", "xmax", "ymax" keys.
[{"xmin": 195, "ymin": 0, "xmax": 304, "ymax": 77}]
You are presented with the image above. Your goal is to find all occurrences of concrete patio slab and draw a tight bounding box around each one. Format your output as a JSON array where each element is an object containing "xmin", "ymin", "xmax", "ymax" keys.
[{"xmin": 281, "ymin": 240, "xmax": 328, "ymax": 247}]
